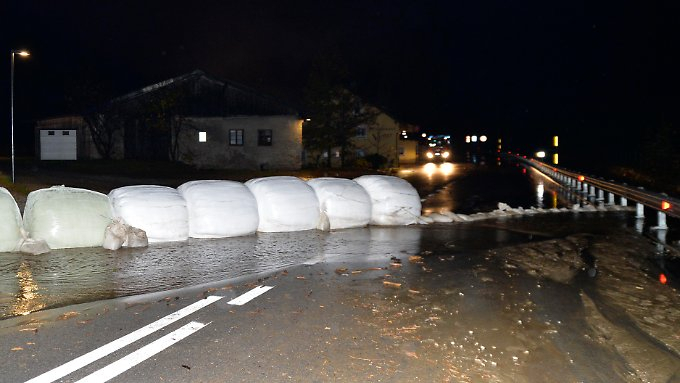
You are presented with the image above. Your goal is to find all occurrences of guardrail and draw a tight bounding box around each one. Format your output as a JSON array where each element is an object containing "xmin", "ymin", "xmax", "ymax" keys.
[{"xmin": 508, "ymin": 154, "xmax": 679, "ymax": 231}]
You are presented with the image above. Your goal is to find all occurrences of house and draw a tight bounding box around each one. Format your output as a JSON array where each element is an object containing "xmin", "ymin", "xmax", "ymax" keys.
[
  {"xmin": 398, "ymin": 138, "xmax": 419, "ymax": 164},
  {"xmin": 305, "ymin": 106, "xmax": 406, "ymax": 169},
  {"xmin": 352, "ymin": 111, "xmax": 401, "ymax": 167},
  {"xmin": 35, "ymin": 70, "xmax": 303, "ymax": 170},
  {"xmin": 35, "ymin": 115, "xmax": 95, "ymax": 160}
]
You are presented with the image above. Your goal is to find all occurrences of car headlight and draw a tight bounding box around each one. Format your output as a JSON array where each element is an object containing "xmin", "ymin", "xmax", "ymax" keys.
[
  {"xmin": 442, "ymin": 151, "xmax": 450, "ymax": 158},
  {"xmin": 426, "ymin": 152, "xmax": 434, "ymax": 159}
]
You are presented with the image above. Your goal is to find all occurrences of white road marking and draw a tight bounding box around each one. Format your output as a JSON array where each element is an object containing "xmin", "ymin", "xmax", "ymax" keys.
[
  {"xmin": 24, "ymin": 295, "xmax": 223, "ymax": 383},
  {"xmin": 24, "ymin": 285, "xmax": 275, "ymax": 383},
  {"xmin": 74, "ymin": 321, "xmax": 209, "ymax": 383},
  {"xmin": 227, "ymin": 285, "xmax": 274, "ymax": 305}
]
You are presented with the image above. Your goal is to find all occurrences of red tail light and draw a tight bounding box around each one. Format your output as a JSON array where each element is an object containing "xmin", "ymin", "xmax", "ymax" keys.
[{"xmin": 661, "ymin": 201, "xmax": 671, "ymax": 210}]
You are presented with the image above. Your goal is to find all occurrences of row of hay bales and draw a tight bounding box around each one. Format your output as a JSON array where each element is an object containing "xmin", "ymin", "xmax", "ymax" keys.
[{"xmin": 0, "ymin": 175, "xmax": 422, "ymax": 252}]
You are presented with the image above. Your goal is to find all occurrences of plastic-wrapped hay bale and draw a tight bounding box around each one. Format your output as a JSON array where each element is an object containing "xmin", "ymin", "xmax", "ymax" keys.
[
  {"xmin": 0, "ymin": 187, "xmax": 23, "ymax": 252},
  {"xmin": 307, "ymin": 177, "xmax": 371, "ymax": 230},
  {"xmin": 109, "ymin": 185, "xmax": 188, "ymax": 243},
  {"xmin": 178, "ymin": 180, "xmax": 258, "ymax": 238},
  {"xmin": 23, "ymin": 186, "xmax": 113, "ymax": 249},
  {"xmin": 245, "ymin": 176, "xmax": 320, "ymax": 232},
  {"xmin": 354, "ymin": 175, "xmax": 422, "ymax": 225}
]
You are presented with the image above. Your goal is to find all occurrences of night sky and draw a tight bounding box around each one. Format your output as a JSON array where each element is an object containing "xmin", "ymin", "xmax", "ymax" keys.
[{"xmin": 4, "ymin": 0, "xmax": 679, "ymax": 168}]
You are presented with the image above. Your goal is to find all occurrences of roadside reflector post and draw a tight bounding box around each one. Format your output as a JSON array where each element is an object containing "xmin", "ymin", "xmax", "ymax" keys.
[
  {"xmin": 636, "ymin": 203, "xmax": 645, "ymax": 219},
  {"xmin": 607, "ymin": 193, "xmax": 615, "ymax": 205},
  {"xmin": 656, "ymin": 211, "xmax": 668, "ymax": 230}
]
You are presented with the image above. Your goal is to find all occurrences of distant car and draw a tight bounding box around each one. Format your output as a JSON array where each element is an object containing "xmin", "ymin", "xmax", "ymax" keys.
[
  {"xmin": 423, "ymin": 134, "xmax": 452, "ymax": 163},
  {"xmin": 425, "ymin": 147, "xmax": 451, "ymax": 163}
]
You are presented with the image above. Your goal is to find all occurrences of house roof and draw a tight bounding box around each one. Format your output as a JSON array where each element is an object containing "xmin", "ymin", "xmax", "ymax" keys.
[{"xmin": 110, "ymin": 69, "xmax": 298, "ymax": 117}]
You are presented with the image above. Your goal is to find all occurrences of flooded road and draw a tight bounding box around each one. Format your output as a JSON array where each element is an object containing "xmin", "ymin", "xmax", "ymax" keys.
[
  {"xmin": 1, "ymin": 161, "xmax": 677, "ymax": 319},
  {"xmin": 3, "ymin": 161, "xmax": 680, "ymax": 381}
]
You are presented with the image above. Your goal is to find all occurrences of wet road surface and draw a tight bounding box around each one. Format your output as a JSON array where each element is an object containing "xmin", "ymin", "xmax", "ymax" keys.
[
  {"xmin": 2, "ymin": 161, "xmax": 680, "ymax": 382},
  {"xmin": 1, "ymin": 161, "xmax": 578, "ymax": 318}
]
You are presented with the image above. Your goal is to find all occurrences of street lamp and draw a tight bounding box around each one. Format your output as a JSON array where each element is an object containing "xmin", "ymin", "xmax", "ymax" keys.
[{"xmin": 10, "ymin": 49, "xmax": 29, "ymax": 183}]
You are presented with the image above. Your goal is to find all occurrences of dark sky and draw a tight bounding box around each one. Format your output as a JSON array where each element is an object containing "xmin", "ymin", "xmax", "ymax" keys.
[{"xmin": 4, "ymin": 0, "xmax": 679, "ymax": 166}]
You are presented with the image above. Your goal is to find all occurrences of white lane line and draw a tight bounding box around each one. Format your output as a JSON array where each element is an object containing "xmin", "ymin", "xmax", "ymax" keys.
[
  {"xmin": 24, "ymin": 295, "xmax": 223, "ymax": 383},
  {"xmin": 227, "ymin": 285, "xmax": 274, "ymax": 305},
  {"xmin": 74, "ymin": 321, "xmax": 209, "ymax": 383}
]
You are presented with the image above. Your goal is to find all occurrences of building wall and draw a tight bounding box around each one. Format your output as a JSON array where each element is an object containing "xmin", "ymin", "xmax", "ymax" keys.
[
  {"xmin": 179, "ymin": 115, "xmax": 302, "ymax": 170},
  {"xmin": 398, "ymin": 139, "xmax": 419, "ymax": 164},
  {"xmin": 351, "ymin": 112, "xmax": 400, "ymax": 167},
  {"xmin": 35, "ymin": 115, "xmax": 125, "ymax": 160}
]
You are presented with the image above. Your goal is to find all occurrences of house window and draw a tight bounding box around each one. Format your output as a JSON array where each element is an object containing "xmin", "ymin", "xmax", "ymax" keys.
[
  {"xmin": 356, "ymin": 149, "xmax": 365, "ymax": 158},
  {"xmin": 48, "ymin": 131, "xmax": 55, "ymax": 136},
  {"xmin": 356, "ymin": 126, "xmax": 367, "ymax": 138},
  {"xmin": 229, "ymin": 129, "xmax": 244, "ymax": 146},
  {"xmin": 198, "ymin": 131, "xmax": 207, "ymax": 142},
  {"xmin": 62, "ymin": 131, "xmax": 70, "ymax": 135},
  {"xmin": 258, "ymin": 129, "xmax": 272, "ymax": 146},
  {"xmin": 399, "ymin": 146, "xmax": 405, "ymax": 155}
]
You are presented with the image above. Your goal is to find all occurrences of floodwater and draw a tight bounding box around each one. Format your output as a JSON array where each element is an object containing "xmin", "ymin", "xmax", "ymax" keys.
[
  {"xmin": 2, "ymin": 161, "xmax": 680, "ymax": 380},
  {"xmin": 1, "ymin": 161, "xmax": 677, "ymax": 318}
]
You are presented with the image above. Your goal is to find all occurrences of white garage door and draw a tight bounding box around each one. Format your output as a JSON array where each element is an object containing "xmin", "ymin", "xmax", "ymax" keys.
[{"xmin": 40, "ymin": 130, "xmax": 77, "ymax": 160}]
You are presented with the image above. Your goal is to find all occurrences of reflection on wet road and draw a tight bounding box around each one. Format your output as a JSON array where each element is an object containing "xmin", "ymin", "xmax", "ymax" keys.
[
  {"xmin": 3, "ymin": 159, "xmax": 680, "ymax": 380},
  {"xmin": 403, "ymin": 161, "xmax": 579, "ymax": 215},
  {"xmin": 1, "ymin": 161, "xmax": 675, "ymax": 319}
]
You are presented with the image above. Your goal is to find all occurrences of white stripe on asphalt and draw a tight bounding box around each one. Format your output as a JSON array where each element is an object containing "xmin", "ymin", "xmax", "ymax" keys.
[
  {"xmin": 227, "ymin": 285, "xmax": 274, "ymax": 305},
  {"xmin": 74, "ymin": 321, "xmax": 209, "ymax": 383},
  {"xmin": 25, "ymin": 285, "xmax": 274, "ymax": 383},
  {"xmin": 24, "ymin": 295, "xmax": 223, "ymax": 383}
]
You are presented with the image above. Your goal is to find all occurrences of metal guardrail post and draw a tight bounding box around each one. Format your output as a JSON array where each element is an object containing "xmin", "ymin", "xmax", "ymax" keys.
[
  {"xmin": 607, "ymin": 192, "xmax": 615, "ymax": 205},
  {"xmin": 656, "ymin": 211, "xmax": 668, "ymax": 230},
  {"xmin": 508, "ymin": 155, "xmax": 679, "ymax": 221}
]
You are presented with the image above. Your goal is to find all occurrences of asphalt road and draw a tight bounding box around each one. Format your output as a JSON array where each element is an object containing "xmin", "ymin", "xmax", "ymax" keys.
[
  {"xmin": 2, "ymin": 161, "xmax": 680, "ymax": 382},
  {"xmin": 3, "ymin": 215, "xmax": 680, "ymax": 382}
]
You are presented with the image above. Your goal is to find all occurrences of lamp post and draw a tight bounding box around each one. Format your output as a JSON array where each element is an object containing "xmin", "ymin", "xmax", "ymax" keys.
[{"xmin": 10, "ymin": 49, "xmax": 29, "ymax": 183}]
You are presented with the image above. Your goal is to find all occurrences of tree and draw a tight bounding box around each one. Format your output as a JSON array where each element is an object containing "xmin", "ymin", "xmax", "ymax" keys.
[
  {"xmin": 132, "ymin": 87, "xmax": 197, "ymax": 161},
  {"xmin": 82, "ymin": 105, "xmax": 124, "ymax": 160},
  {"xmin": 66, "ymin": 73, "xmax": 124, "ymax": 159},
  {"xmin": 303, "ymin": 52, "xmax": 377, "ymax": 167}
]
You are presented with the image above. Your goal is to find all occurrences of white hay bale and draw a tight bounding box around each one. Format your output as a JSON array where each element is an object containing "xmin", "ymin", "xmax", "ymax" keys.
[
  {"xmin": 178, "ymin": 180, "xmax": 258, "ymax": 238},
  {"xmin": 245, "ymin": 176, "xmax": 320, "ymax": 232},
  {"xmin": 307, "ymin": 177, "xmax": 371, "ymax": 230},
  {"xmin": 353, "ymin": 175, "xmax": 421, "ymax": 225},
  {"xmin": 0, "ymin": 187, "xmax": 23, "ymax": 252},
  {"xmin": 23, "ymin": 186, "xmax": 112, "ymax": 249},
  {"xmin": 109, "ymin": 185, "xmax": 188, "ymax": 243}
]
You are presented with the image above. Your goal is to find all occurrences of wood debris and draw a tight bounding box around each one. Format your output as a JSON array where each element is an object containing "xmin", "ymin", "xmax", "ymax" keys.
[
  {"xmin": 57, "ymin": 311, "xmax": 79, "ymax": 320},
  {"xmin": 383, "ymin": 281, "xmax": 402, "ymax": 289}
]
